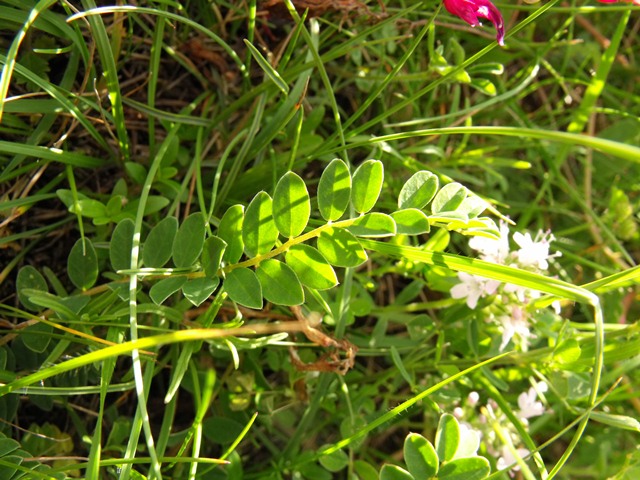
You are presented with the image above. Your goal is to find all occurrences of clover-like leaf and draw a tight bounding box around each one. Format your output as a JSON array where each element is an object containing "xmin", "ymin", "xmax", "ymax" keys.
[
  {"xmin": 351, "ymin": 159, "xmax": 384, "ymax": 214},
  {"xmin": 285, "ymin": 244, "xmax": 338, "ymax": 290},
  {"xmin": 201, "ymin": 236, "xmax": 227, "ymax": 279},
  {"xmin": 391, "ymin": 209, "xmax": 431, "ymax": 235},
  {"xmin": 150, "ymin": 277, "xmax": 188, "ymax": 305},
  {"xmin": 438, "ymin": 457, "xmax": 490, "ymax": 480},
  {"xmin": 224, "ymin": 267, "xmax": 263, "ymax": 309},
  {"xmin": 347, "ymin": 212, "xmax": 396, "ymax": 237},
  {"xmin": 68, "ymin": 238, "xmax": 98, "ymax": 290},
  {"xmin": 398, "ymin": 171, "xmax": 439, "ymax": 210},
  {"xmin": 243, "ymin": 191, "xmax": 278, "ymax": 258},
  {"xmin": 431, "ymin": 183, "xmax": 467, "ymax": 214},
  {"xmin": 172, "ymin": 213, "xmax": 205, "ymax": 268},
  {"xmin": 404, "ymin": 433, "xmax": 438, "ymax": 478},
  {"xmin": 218, "ymin": 204, "xmax": 245, "ymax": 263},
  {"xmin": 273, "ymin": 171, "xmax": 310, "ymax": 238},
  {"xmin": 142, "ymin": 216, "xmax": 178, "ymax": 268},
  {"xmin": 256, "ymin": 259, "xmax": 304, "ymax": 306},
  {"xmin": 379, "ymin": 464, "xmax": 414, "ymax": 480},
  {"xmin": 317, "ymin": 227, "xmax": 367, "ymax": 267},
  {"xmin": 318, "ymin": 158, "xmax": 351, "ymax": 221}
]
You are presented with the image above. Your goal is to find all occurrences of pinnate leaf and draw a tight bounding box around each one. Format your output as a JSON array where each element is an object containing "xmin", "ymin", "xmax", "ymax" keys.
[
  {"xmin": 351, "ymin": 159, "xmax": 384, "ymax": 214},
  {"xmin": 172, "ymin": 213, "xmax": 205, "ymax": 268},
  {"xmin": 273, "ymin": 171, "xmax": 310, "ymax": 238},
  {"xmin": 225, "ymin": 267, "xmax": 263, "ymax": 309},
  {"xmin": 256, "ymin": 259, "xmax": 304, "ymax": 306},
  {"xmin": 398, "ymin": 171, "xmax": 438, "ymax": 209},
  {"xmin": 318, "ymin": 158, "xmax": 351, "ymax": 221},
  {"xmin": 285, "ymin": 244, "xmax": 338, "ymax": 290},
  {"xmin": 347, "ymin": 212, "xmax": 396, "ymax": 237},
  {"xmin": 243, "ymin": 191, "xmax": 278, "ymax": 258},
  {"xmin": 143, "ymin": 217, "xmax": 178, "ymax": 267},
  {"xmin": 218, "ymin": 204, "xmax": 245, "ymax": 263},
  {"xmin": 391, "ymin": 209, "xmax": 431, "ymax": 235},
  {"xmin": 317, "ymin": 227, "xmax": 367, "ymax": 267},
  {"xmin": 68, "ymin": 238, "xmax": 98, "ymax": 290}
]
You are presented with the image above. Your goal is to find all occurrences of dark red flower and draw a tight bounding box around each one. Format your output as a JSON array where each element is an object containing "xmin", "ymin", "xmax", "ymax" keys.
[{"xmin": 443, "ymin": 0, "xmax": 506, "ymax": 46}]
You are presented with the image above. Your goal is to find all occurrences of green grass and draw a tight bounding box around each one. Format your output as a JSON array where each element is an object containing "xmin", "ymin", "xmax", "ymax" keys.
[{"xmin": 1, "ymin": 1, "xmax": 639, "ymax": 479}]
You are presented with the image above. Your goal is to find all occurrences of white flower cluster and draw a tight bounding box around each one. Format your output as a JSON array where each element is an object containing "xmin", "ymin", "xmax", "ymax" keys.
[{"xmin": 450, "ymin": 222, "xmax": 562, "ymax": 350}]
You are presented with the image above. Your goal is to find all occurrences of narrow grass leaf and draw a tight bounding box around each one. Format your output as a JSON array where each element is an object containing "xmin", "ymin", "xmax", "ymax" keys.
[
  {"xmin": 149, "ymin": 277, "xmax": 187, "ymax": 305},
  {"xmin": 256, "ymin": 259, "xmax": 304, "ymax": 306},
  {"xmin": 273, "ymin": 171, "xmax": 310, "ymax": 238},
  {"xmin": 432, "ymin": 183, "xmax": 467, "ymax": 214},
  {"xmin": 318, "ymin": 159, "xmax": 351, "ymax": 221},
  {"xmin": 142, "ymin": 217, "xmax": 178, "ymax": 268},
  {"xmin": 404, "ymin": 433, "xmax": 438, "ymax": 478},
  {"xmin": 67, "ymin": 238, "xmax": 98, "ymax": 290},
  {"xmin": 225, "ymin": 268, "xmax": 263, "ymax": 309},
  {"xmin": 317, "ymin": 227, "xmax": 367, "ymax": 267},
  {"xmin": 391, "ymin": 209, "xmax": 430, "ymax": 235},
  {"xmin": 218, "ymin": 205, "xmax": 245, "ymax": 263},
  {"xmin": 243, "ymin": 39, "xmax": 288, "ymax": 95},
  {"xmin": 202, "ymin": 236, "xmax": 227, "ymax": 279},
  {"xmin": 438, "ymin": 457, "xmax": 490, "ymax": 480},
  {"xmin": 351, "ymin": 159, "xmax": 383, "ymax": 214},
  {"xmin": 182, "ymin": 277, "xmax": 220, "ymax": 307},
  {"xmin": 110, "ymin": 218, "xmax": 135, "ymax": 271},
  {"xmin": 398, "ymin": 171, "xmax": 439, "ymax": 210},
  {"xmin": 435, "ymin": 414, "xmax": 460, "ymax": 462},
  {"xmin": 16, "ymin": 266, "xmax": 48, "ymax": 311},
  {"xmin": 172, "ymin": 213, "xmax": 205, "ymax": 268},
  {"xmin": 347, "ymin": 212, "xmax": 396, "ymax": 238},
  {"xmin": 285, "ymin": 244, "xmax": 338, "ymax": 290},
  {"xmin": 243, "ymin": 192, "xmax": 278, "ymax": 258}
]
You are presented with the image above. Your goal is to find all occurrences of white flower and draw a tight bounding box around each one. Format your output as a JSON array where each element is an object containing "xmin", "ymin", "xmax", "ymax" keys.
[
  {"xmin": 513, "ymin": 230, "xmax": 561, "ymax": 270},
  {"xmin": 498, "ymin": 307, "xmax": 532, "ymax": 351},
  {"xmin": 455, "ymin": 422, "xmax": 482, "ymax": 458},
  {"xmin": 517, "ymin": 382, "xmax": 548, "ymax": 419},
  {"xmin": 497, "ymin": 445, "xmax": 530, "ymax": 477},
  {"xmin": 469, "ymin": 221, "xmax": 511, "ymax": 264},
  {"xmin": 467, "ymin": 391, "xmax": 480, "ymax": 406},
  {"xmin": 451, "ymin": 272, "xmax": 501, "ymax": 309}
]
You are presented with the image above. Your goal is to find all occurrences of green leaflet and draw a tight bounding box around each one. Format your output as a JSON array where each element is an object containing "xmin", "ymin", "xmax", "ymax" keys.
[
  {"xmin": 404, "ymin": 433, "xmax": 438, "ymax": 478},
  {"xmin": 243, "ymin": 191, "xmax": 278, "ymax": 258},
  {"xmin": 142, "ymin": 216, "xmax": 178, "ymax": 268},
  {"xmin": 218, "ymin": 204, "xmax": 245, "ymax": 263},
  {"xmin": 225, "ymin": 267, "xmax": 263, "ymax": 309},
  {"xmin": 172, "ymin": 213, "xmax": 205, "ymax": 268},
  {"xmin": 16, "ymin": 266, "xmax": 48, "ymax": 312},
  {"xmin": 432, "ymin": 183, "xmax": 467, "ymax": 214},
  {"xmin": 285, "ymin": 244, "xmax": 338, "ymax": 290},
  {"xmin": 182, "ymin": 277, "xmax": 219, "ymax": 307},
  {"xmin": 150, "ymin": 276, "xmax": 188, "ymax": 305},
  {"xmin": 256, "ymin": 259, "xmax": 304, "ymax": 306},
  {"xmin": 347, "ymin": 212, "xmax": 396, "ymax": 238},
  {"xmin": 273, "ymin": 171, "xmax": 311, "ymax": 238},
  {"xmin": 398, "ymin": 170, "xmax": 439, "ymax": 210},
  {"xmin": 435, "ymin": 414, "xmax": 460, "ymax": 463},
  {"xmin": 351, "ymin": 159, "xmax": 383, "ymax": 214},
  {"xmin": 110, "ymin": 218, "xmax": 135, "ymax": 271},
  {"xmin": 67, "ymin": 238, "xmax": 98, "ymax": 290},
  {"xmin": 201, "ymin": 236, "xmax": 227, "ymax": 279},
  {"xmin": 391, "ymin": 209, "xmax": 431, "ymax": 235},
  {"xmin": 317, "ymin": 227, "xmax": 367, "ymax": 267},
  {"xmin": 318, "ymin": 158, "xmax": 351, "ymax": 221}
]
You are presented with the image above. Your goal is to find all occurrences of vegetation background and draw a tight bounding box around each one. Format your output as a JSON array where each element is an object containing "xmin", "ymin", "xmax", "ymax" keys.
[{"xmin": 0, "ymin": 0, "xmax": 639, "ymax": 479}]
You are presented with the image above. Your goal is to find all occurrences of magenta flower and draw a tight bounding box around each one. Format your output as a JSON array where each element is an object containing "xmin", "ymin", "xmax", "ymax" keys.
[{"xmin": 443, "ymin": 0, "xmax": 506, "ymax": 46}]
